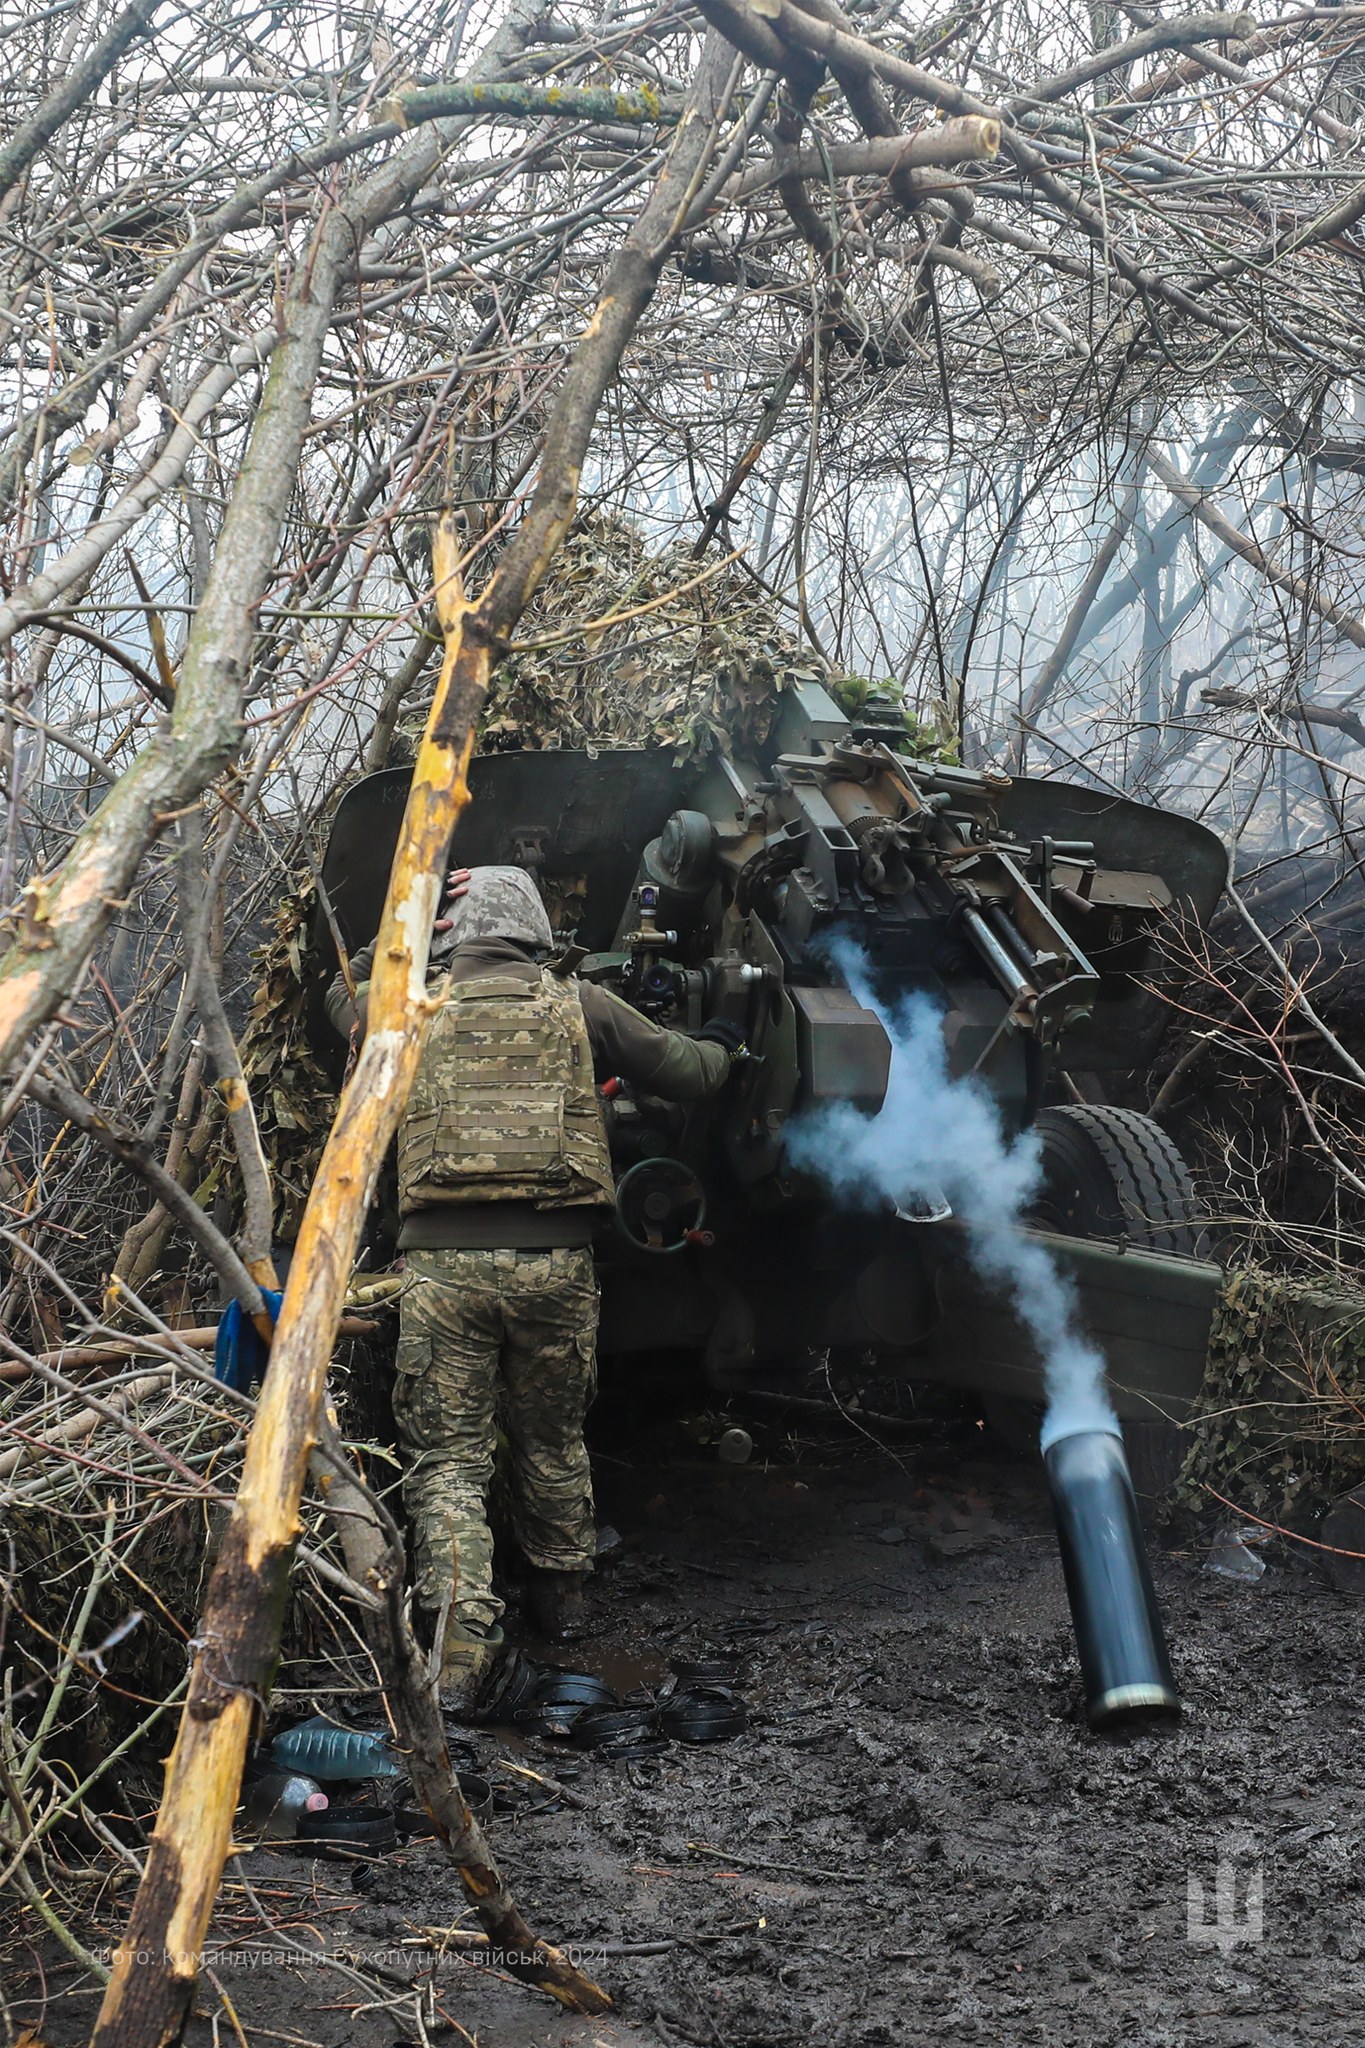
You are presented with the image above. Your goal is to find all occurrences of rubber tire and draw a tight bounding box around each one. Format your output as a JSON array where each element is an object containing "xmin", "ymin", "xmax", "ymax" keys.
[
  {"xmin": 985, "ymin": 1105, "xmax": 1207, "ymax": 1507},
  {"xmin": 1028, "ymin": 1104, "xmax": 1206, "ymax": 1259}
]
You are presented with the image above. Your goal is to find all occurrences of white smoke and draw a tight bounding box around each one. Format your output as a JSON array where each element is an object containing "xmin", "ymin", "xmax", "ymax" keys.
[{"xmin": 784, "ymin": 940, "xmax": 1118, "ymax": 1449}]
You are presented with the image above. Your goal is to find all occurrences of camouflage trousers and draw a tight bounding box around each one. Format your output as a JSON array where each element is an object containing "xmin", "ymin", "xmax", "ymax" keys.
[{"xmin": 392, "ymin": 1245, "xmax": 598, "ymax": 1632}]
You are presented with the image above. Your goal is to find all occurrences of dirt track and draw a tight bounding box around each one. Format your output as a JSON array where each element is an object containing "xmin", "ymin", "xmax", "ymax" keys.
[{"xmin": 23, "ymin": 1405, "xmax": 1364, "ymax": 2047}]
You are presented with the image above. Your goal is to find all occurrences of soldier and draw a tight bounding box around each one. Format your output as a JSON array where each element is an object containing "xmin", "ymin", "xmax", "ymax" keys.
[{"xmin": 327, "ymin": 863, "xmax": 740, "ymax": 1707}]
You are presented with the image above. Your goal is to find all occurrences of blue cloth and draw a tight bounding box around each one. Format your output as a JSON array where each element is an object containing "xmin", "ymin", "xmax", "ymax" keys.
[{"xmin": 213, "ymin": 1290, "xmax": 283, "ymax": 1393}]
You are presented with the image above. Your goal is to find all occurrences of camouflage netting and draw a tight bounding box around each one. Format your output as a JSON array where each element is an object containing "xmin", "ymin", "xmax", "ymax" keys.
[
  {"xmin": 240, "ymin": 886, "xmax": 342, "ymax": 1242},
  {"xmin": 1174, "ymin": 1264, "xmax": 1365, "ymax": 1523},
  {"xmin": 395, "ymin": 515, "xmax": 849, "ymax": 762}
]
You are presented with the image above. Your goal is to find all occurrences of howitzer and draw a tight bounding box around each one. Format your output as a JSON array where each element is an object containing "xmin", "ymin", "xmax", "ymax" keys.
[{"xmin": 307, "ymin": 678, "xmax": 1226, "ymax": 1472}]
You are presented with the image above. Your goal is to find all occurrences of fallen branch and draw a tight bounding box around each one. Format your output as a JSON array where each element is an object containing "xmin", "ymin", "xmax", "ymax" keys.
[
  {"xmin": 384, "ymin": 79, "xmax": 681, "ymax": 127},
  {"xmin": 0, "ymin": 1371, "xmax": 172, "ymax": 1481},
  {"xmin": 1012, "ymin": 10, "xmax": 1256, "ymax": 109},
  {"xmin": 724, "ymin": 115, "xmax": 1001, "ymax": 202},
  {"xmin": 0, "ymin": 1316, "xmax": 381, "ymax": 1381}
]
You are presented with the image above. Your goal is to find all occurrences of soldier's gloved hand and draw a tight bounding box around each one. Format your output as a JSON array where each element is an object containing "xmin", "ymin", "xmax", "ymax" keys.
[{"xmin": 696, "ymin": 1017, "xmax": 748, "ymax": 1064}]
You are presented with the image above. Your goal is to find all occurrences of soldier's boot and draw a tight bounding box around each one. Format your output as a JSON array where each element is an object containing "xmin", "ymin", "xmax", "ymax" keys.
[
  {"xmin": 438, "ymin": 1619, "xmax": 504, "ymax": 1718},
  {"xmin": 525, "ymin": 1567, "xmax": 588, "ymax": 1644}
]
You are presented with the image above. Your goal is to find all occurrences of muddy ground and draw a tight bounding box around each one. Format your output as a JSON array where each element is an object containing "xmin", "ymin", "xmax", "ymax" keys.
[{"xmin": 19, "ymin": 1398, "xmax": 1365, "ymax": 2047}]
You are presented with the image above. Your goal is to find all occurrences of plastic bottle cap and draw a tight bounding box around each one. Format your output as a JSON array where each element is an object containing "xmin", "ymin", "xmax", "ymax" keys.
[
  {"xmin": 305, "ymin": 1792, "xmax": 330, "ymax": 1811},
  {"xmin": 717, "ymin": 1427, "xmax": 752, "ymax": 1464}
]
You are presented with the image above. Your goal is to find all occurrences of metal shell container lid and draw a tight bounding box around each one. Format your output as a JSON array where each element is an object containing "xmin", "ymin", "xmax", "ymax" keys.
[
  {"xmin": 531, "ymin": 1671, "xmax": 618, "ymax": 1709},
  {"xmin": 571, "ymin": 1705, "xmax": 660, "ymax": 1750},
  {"xmin": 669, "ymin": 1652, "xmax": 746, "ymax": 1685},
  {"xmin": 474, "ymin": 1647, "xmax": 544, "ymax": 1724},
  {"xmin": 516, "ymin": 1700, "xmax": 590, "ymax": 1740},
  {"xmin": 296, "ymin": 1806, "xmax": 399, "ymax": 1854},
  {"xmin": 660, "ymin": 1685, "xmax": 747, "ymax": 1743}
]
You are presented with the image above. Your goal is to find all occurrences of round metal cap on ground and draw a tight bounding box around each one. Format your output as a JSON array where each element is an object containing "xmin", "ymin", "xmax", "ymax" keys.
[
  {"xmin": 660, "ymin": 1686, "xmax": 747, "ymax": 1743},
  {"xmin": 669, "ymin": 1652, "xmax": 745, "ymax": 1685},
  {"xmin": 531, "ymin": 1671, "xmax": 618, "ymax": 1709},
  {"xmin": 296, "ymin": 1807, "xmax": 398, "ymax": 1853},
  {"xmin": 456, "ymin": 1770, "xmax": 493, "ymax": 1819},
  {"xmin": 475, "ymin": 1648, "xmax": 543, "ymax": 1724},
  {"xmin": 572, "ymin": 1705, "xmax": 659, "ymax": 1750},
  {"xmin": 515, "ymin": 1700, "xmax": 588, "ymax": 1740}
]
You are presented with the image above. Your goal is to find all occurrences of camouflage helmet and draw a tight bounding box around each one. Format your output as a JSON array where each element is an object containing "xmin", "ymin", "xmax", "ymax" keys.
[{"xmin": 430, "ymin": 864, "xmax": 553, "ymax": 959}]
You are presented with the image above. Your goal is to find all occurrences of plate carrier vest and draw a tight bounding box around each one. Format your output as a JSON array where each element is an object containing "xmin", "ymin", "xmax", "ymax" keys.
[{"xmin": 397, "ymin": 968, "xmax": 615, "ymax": 1214}]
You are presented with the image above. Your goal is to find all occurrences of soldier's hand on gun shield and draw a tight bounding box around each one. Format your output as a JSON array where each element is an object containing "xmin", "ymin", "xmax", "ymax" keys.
[
  {"xmin": 696, "ymin": 1017, "xmax": 750, "ymax": 1066},
  {"xmin": 433, "ymin": 867, "xmax": 473, "ymax": 934}
]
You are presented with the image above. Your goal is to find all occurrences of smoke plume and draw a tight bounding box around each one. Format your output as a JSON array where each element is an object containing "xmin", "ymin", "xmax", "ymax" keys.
[{"xmin": 784, "ymin": 941, "xmax": 1117, "ymax": 1449}]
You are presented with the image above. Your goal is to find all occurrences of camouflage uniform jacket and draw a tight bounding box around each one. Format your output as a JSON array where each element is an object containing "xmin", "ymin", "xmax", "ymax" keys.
[{"xmin": 326, "ymin": 936, "xmax": 728, "ymax": 1249}]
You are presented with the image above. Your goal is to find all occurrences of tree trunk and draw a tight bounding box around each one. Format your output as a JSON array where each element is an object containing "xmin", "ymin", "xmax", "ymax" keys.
[
  {"xmin": 1146, "ymin": 444, "xmax": 1365, "ymax": 656},
  {"xmin": 1007, "ymin": 483, "xmax": 1138, "ymax": 771}
]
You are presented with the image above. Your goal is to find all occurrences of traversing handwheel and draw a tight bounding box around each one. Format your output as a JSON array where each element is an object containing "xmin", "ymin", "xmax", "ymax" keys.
[{"xmin": 614, "ymin": 1157, "xmax": 711, "ymax": 1255}]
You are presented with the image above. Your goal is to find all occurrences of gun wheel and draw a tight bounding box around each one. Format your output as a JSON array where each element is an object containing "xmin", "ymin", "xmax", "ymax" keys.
[
  {"xmin": 984, "ymin": 1105, "xmax": 1209, "ymax": 1507},
  {"xmin": 1029, "ymin": 1104, "xmax": 1208, "ymax": 1260}
]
